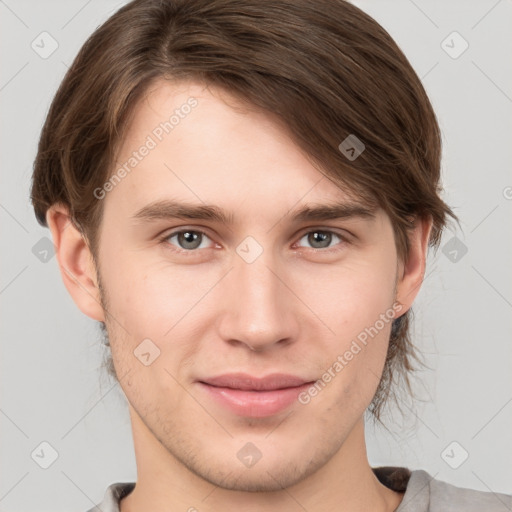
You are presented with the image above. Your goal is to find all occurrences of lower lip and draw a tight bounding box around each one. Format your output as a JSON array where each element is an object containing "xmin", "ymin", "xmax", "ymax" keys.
[{"xmin": 198, "ymin": 382, "xmax": 313, "ymax": 418}]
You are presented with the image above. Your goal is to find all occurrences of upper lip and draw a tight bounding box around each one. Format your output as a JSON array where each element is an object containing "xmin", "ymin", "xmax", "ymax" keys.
[{"xmin": 199, "ymin": 373, "xmax": 314, "ymax": 391}]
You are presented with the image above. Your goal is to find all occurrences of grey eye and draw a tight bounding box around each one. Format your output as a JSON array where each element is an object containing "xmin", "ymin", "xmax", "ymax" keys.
[
  {"xmin": 298, "ymin": 231, "xmax": 341, "ymax": 249},
  {"xmin": 166, "ymin": 230, "xmax": 210, "ymax": 250}
]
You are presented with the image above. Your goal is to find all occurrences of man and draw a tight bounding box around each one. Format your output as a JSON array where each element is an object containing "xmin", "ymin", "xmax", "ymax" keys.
[{"xmin": 30, "ymin": 0, "xmax": 511, "ymax": 510}]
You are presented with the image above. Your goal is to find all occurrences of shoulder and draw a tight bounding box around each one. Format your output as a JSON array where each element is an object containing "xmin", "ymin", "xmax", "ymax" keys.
[
  {"xmin": 87, "ymin": 472, "xmax": 512, "ymax": 512},
  {"xmin": 85, "ymin": 482, "xmax": 135, "ymax": 512},
  {"xmin": 399, "ymin": 469, "xmax": 512, "ymax": 512}
]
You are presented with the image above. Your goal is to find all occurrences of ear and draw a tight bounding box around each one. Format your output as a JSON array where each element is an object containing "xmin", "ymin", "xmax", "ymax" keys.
[
  {"xmin": 46, "ymin": 204, "xmax": 105, "ymax": 322},
  {"xmin": 395, "ymin": 216, "xmax": 433, "ymax": 315}
]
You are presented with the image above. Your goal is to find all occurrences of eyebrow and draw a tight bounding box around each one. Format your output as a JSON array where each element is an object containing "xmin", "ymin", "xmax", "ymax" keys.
[{"xmin": 131, "ymin": 199, "xmax": 377, "ymax": 225}]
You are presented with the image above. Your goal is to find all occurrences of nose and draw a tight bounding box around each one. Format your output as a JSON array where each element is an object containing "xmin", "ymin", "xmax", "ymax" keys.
[{"xmin": 217, "ymin": 247, "xmax": 299, "ymax": 352}]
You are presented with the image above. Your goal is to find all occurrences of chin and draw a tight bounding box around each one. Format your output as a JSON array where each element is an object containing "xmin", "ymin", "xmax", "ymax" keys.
[{"xmin": 207, "ymin": 465, "xmax": 306, "ymax": 493}]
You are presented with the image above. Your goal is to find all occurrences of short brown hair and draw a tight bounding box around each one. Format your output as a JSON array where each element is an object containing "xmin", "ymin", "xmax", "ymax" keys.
[{"xmin": 30, "ymin": 0, "xmax": 458, "ymax": 424}]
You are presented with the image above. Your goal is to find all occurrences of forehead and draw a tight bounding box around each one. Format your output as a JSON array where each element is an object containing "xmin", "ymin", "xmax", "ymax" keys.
[{"xmin": 105, "ymin": 78, "xmax": 378, "ymax": 223}]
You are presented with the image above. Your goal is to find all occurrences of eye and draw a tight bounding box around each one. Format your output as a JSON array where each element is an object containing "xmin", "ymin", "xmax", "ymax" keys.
[
  {"xmin": 159, "ymin": 227, "xmax": 349, "ymax": 255},
  {"xmin": 161, "ymin": 229, "xmax": 214, "ymax": 252},
  {"xmin": 295, "ymin": 229, "xmax": 346, "ymax": 251}
]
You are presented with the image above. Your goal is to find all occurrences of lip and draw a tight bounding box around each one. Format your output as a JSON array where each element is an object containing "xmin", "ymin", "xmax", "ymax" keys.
[{"xmin": 197, "ymin": 373, "xmax": 315, "ymax": 418}]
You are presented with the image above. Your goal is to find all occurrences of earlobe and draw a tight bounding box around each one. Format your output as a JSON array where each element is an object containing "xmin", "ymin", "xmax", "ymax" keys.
[
  {"xmin": 395, "ymin": 216, "xmax": 433, "ymax": 315},
  {"xmin": 46, "ymin": 205, "xmax": 105, "ymax": 322}
]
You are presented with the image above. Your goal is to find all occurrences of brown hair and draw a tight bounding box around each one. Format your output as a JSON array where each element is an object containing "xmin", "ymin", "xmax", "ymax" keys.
[{"xmin": 30, "ymin": 0, "xmax": 458, "ymax": 424}]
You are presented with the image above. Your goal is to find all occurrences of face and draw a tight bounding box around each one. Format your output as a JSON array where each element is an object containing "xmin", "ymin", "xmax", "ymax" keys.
[{"xmin": 79, "ymin": 79, "xmax": 409, "ymax": 491}]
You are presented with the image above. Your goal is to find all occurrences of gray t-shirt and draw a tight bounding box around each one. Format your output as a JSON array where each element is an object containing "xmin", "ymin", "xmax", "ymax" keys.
[{"xmin": 86, "ymin": 466, "xmax": 512, "ymax": 511}]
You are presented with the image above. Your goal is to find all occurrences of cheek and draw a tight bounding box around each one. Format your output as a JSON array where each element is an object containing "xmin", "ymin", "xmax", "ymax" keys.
[
  {"xmin": 297, "ymin": 254, "xmax": 397, "ymax": 340},
  {"xmin": 299, "ymin": 253, "xmax": 397, "ymax": 401},
  {"xmin": 102, "ymin": 249, "xmax": 184, "ymax": 325},
  {"xmin": 102, "ymin": 253, "xmax": 215, "ymax": 370},
  {"xmin": 101, "ymin": 257, "xmax": 203, "ymax": 401}
]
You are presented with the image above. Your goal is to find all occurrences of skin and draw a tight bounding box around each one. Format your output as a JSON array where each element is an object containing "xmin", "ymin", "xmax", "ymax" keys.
[{"xmin": 47, "ymin": 79, "xmax": 432, "ymax": 512}]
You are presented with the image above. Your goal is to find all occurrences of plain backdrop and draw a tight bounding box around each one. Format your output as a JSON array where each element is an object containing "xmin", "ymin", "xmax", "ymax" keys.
[{"xmin": 1, "ymin": 0, "xmax": 511, "ymax": 510}]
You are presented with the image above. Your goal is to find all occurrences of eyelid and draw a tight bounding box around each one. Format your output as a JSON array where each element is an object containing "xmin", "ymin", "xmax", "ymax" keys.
[{"xmin": 295, "ymin": 226, "xmax": 352, "ymax": 241}]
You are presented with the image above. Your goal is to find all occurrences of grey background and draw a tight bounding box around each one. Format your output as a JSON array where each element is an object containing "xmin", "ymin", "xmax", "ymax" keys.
[{"xmin": 1, "ymin": 0, "xmax": 511, "ymax": 510}]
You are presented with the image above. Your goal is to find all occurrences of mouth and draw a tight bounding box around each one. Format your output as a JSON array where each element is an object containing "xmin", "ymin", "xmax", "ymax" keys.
[{"xmin": 197, "ymin": 373, "xmax": 315, "ymax": 418}]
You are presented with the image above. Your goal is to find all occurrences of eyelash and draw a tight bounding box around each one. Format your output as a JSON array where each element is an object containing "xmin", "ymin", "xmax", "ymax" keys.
[{"xmin": 157, "ymin": 228, "xmax": 350, "ymax": 255}]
